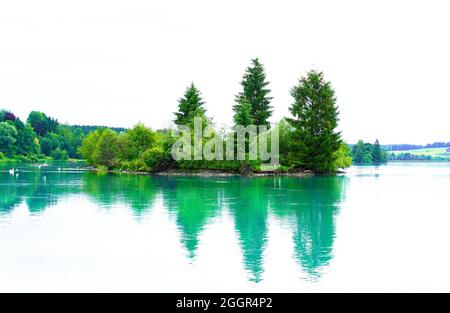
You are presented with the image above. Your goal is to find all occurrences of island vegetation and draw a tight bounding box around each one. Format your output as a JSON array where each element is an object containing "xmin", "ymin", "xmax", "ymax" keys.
[
  {"xmin": 76, "ymin": 60, "xmax": 351, "ymax": 174},
  {"xmin": 8, "ymin": 58, "xmax": 449, "ymax": 174},
  {"xmin": 1, "ymin": 59, "xmax": 353, "ymax": 174}
]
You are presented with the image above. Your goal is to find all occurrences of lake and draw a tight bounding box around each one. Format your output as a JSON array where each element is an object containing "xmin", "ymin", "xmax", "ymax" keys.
[{"xmin": 1, "ymin": 162, "xmax": 450, "ymax": 292}]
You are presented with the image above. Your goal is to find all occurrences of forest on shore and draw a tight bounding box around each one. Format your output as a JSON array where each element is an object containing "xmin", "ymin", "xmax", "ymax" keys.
[{"xmin": 0, "ymin": 109, "xmax": 124, "ymax": 162}]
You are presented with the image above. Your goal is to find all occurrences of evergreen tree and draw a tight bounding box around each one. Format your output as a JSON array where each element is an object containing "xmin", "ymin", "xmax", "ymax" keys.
[
  {"xmin": 174, "ymin": 83, "xmax": 206, "ymax": 126},
  {"xmin": 288, "ymin": 71, "xmax": 342, "ymax": 173},
  {"xmin": 233, "ymin": 98, "xmax": 254, "ymax": 126},
  {"xmin": 372, "ymin": 139, "xmax": 383, "ymax": 164},
  {"xmin": 235, "ymin": 58, "xmax": 273, "ymax": 127}
]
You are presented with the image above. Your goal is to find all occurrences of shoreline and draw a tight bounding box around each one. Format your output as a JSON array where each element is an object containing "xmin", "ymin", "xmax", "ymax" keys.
[{"xmin": 88, "ymin": 168, "xmax": 322, "ymax": 177}]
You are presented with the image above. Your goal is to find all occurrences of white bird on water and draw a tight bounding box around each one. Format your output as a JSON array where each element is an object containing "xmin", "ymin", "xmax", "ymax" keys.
[
  {"xmin": 37, "ymin": 163, "xmax": 49, "ymax": 170},
  {"xmin": 9, "ymin": 168, "xmax": 15, "ymax": 175}
]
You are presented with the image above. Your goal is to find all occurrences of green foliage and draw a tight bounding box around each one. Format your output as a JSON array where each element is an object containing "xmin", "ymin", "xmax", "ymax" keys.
[
  {"xmin": 50, "ymin": 147, "xmax": 69, "ymax": 160},
  {"xmin": 2, "ymin": 67, "xmax": 353, "ymax": 174},
  {"xmin": 0, "ymin": 110, "xmax": 17, "ymax": 122},
  {"xmin": 235, "ymin": 58, "xmax": 273, "ymax": 127},
  {"xmin": 18, "ymin": 122, "xmax": 39, "ymax": 155},
  {"xmin": 78, "ymin": 129, "xmax": 103, "ymax": 165},
  {"xmin": 287, "ymin": 71, "xmax": 342, "ymax": 173},
  {"xmin": 334, "ymin": 143, "xmax": 353, "ymax": 170},
  {"xmin": 352, "ymin": 139, "xmax": 387, "ymax": 164},
  {"xmin": 233, "ymin": 97, "xmax": 254, "ymax": 126},
  {"xmin": 27, "ymin": 111, "xmax": 58, "ymax": 137},
  {"xmin": 78, "ymin": 128, "xmax": 119, "ymax": 168},
  {"xmin": 0, "ymin": 121, "xmax": 18, "ymax": 157},
  {"xmin": 142, "ymin": 146, "xmax": 165, "ymax": 170},
  {"xmin": 174, "ymin": 83, "xmax": 206, "ymax": 126},
  {"xmin": 352, "ymin": 140, "xmax": 371, "ymax": 164},
  {"xmin": 372, "ymin": 139, "xmax": 386, "ymax": 164},
  {"xmin": 79, "ymin": 124, "xmax": 164, "ymax": 170},
  {"xmin": 96, "ymin": 129, "xmax": 119, "ymax": 168},
  {"xmin": 274, "ymin": 119, "xmax": 294, "ymax": 166},
  {"xmin": 388, "ymin": 147, "xmax": 450, "ymax": 161},
  {"xmin": 57, "ymin": 125, "xmax": 84, "ymax": 158},
  {"xmin": 120, "ymin": 159, "xmax": 147, "ymax": 172},
  {"xmin": 176, "ymin": 159, "xmax": 258, "ymax": 173},
  {"xmin": 125, "ymin": 124, "xmax": 156, "ymax": 160},
  {"xmin": 40, "ymin": 132, "xmax": 63, "ymax": 156},
  {"xmin": 0, "ymin": 109, "xmax": 125, "ymax": 162}
]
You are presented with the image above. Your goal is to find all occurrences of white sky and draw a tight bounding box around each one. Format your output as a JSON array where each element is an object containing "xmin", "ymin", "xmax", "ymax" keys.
[{"xmin": 0, "ymin": 0, "xmax": 449, "ymax": 144}]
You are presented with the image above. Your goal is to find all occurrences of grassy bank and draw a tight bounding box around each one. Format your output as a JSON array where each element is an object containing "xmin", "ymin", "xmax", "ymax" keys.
[{"xmin": 389, "ymin": 147, "xmax": 450, "ymax": 161}]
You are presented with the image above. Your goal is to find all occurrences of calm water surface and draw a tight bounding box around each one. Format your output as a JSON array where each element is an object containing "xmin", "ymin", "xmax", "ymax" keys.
[{"xmin": 1, "ymin": 162, "xmax": 450, "ymax": 292}]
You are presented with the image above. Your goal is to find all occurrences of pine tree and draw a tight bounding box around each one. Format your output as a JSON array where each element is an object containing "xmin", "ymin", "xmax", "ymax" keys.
[
  {"xmin": 288, "ymin": 70, "xmax": 342, "ymax": 173},
  {"xmin": 372, "ymin": 139, "xmax": 384, "ymax": 164},
  {"xmin": 174, "ymin": 83, "xmax": 206, "ymax": 126},
  {"xmin": 233, "ymin": 98, "xmax": 254, "ymax": 127},
  {"xmin": 235, "ymin": 58, "xmax": 273, "ymax": 127}
]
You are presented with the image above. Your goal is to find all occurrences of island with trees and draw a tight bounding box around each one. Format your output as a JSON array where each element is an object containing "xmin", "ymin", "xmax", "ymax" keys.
[{"xmin": 5, "ymin": 58, "xmax": 447, "ymax": 175}]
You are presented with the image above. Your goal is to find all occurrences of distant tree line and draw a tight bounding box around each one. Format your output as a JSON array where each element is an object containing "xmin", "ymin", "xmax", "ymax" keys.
[
  {"xmin": 384, "ymin": 142, "xmax": 450, "ymax": 151},
  {"xmin": 0, "ymin": 109, "xmax": 125, "ymax": 161},
  {"xmin": 387, "ymin": 153, "xmax": 449, "ymax": 162},
  {"xmin": 351, "ymin": 139, "xmax": 387, "ymax": 164}
]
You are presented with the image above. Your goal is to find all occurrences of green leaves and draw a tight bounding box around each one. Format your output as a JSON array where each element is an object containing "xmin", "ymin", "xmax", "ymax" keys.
[{"xmin": 78, "ymin": 128, "xmax": 119, "ymax": 168}]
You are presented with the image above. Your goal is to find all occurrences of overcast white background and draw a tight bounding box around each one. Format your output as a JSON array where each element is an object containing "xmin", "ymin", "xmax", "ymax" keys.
[{"xmin": 0, "ymin": 0, "xmax": 448, "ymax": 144}]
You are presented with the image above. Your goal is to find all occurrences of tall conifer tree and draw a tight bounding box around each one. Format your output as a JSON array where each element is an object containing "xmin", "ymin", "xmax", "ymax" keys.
[
  {"xmin": 288, "ymin": 70, "xmax": 342, "ymax": 173},
  {"xmin": 234, "ymin": 58, "xmax": 273, "ymax": 127}
]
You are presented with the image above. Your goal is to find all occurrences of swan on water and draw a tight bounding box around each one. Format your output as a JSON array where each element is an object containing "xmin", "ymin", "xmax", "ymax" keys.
[{"xmin": 9, "ymin": 168, "xmax": 15, "ymax": 175}]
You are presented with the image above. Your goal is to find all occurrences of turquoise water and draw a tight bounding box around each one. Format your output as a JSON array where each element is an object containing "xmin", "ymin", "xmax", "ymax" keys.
[{"xmin": 1, "ymin": 162, "xmax": 450, "ymax": 292}]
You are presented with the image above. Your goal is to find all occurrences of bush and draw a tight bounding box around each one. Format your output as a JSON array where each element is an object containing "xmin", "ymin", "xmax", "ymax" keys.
[
  {"xmin": 15, "ymin": 155, "xmax": 31, "ymax": 162},
  {"xmin": 27, "ymin": 154, "xmax": 39, "ymax": 162},
  {"xmin": 334, "ymin": 143, "xmax": 353, "ymax": 170},
  {"xmin": 120, "ymin": 159, "xmax": 147, "ymax": 172},
  {"xmin": 51, "ymin": 147, "xmax": 69, "ymax": 160},
  {"xmin": 175, "ymin": 159, "xmax": 260, "ymax": 173},
  {"xmin": 0, "ymin": 152, "xmax": 4, "ymax": 160},
  {"xmin": 142, "ymin": 147, "xmax": 165, "ymax": 170}
]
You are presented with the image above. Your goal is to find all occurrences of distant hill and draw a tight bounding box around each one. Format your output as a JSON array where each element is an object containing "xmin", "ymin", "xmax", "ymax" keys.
[
  {"xmin": 69, "ymin": 125, "xmax": 127, "ymax": 135},
  {"xmin": 388, "ymin": 147, "xmax": 450, "ymax": 161},
  {"xmin": 382, "ymin": 142, "xmax": 450, "ymax": 151}
]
